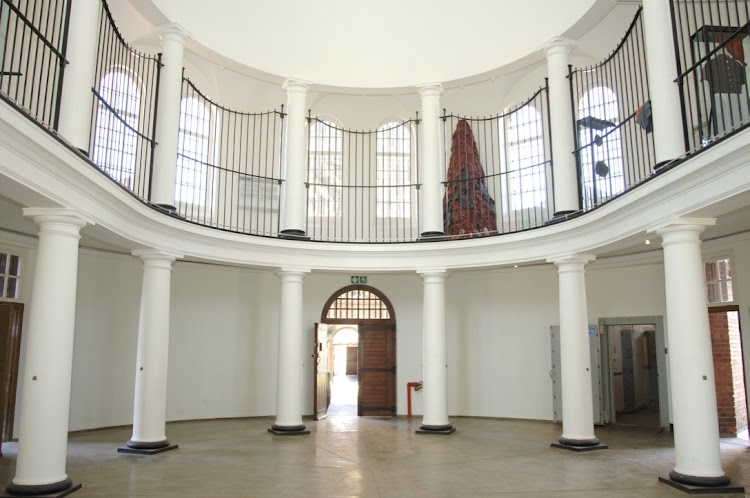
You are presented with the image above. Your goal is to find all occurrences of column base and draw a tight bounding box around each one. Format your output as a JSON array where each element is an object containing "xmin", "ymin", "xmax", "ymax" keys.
[
  {"xmin": 118, "ymin": 439, "xmax": 178, "ymax": 455},
  {"xmin": 4, "ymin": 478, "xmax": 81, "ymax": 497},
  {"xmin": 152, "ymin": 204, "xmax": 181, "ymax": 218},
  {"xmin": 545, "ymin": 210, "xmax": 582, "ymax": 225},
  {"xmin": 418, "ymin": 231, "xmax": 447, "ymax": 242},
  {"xmin": 416, "ymin": 424, "xmax": 455, "ymax": 435},
  {"xmin": 268, "ymin": 424, "xmax": 310, "ymax": 436},
  {"xmin": 278, "ymin": 230, "xmax": 310, "ymax": 241},
  {"xmin": 551, "ymin": 436, "xmax": 607, "ymax": 452},
  {"xmin": 659, "ymin": 475, "xmax": 742, "ymax": 494}
]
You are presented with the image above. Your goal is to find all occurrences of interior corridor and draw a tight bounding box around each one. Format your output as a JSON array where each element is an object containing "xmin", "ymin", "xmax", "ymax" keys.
[{"xmin": 1, "ymin": 417, "xmax": 748, "ymax": 497}]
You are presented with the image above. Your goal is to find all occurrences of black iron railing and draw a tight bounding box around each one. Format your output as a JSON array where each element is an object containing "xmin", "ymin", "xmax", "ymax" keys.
[
  {"xmin": 442, "ymin": 83, "xmax": 553, "ymax": 238},
  {"xmin": 671, "ymin": 0, "xmax": 750, "ymax": 152},
  {"xmin": 177, "ymin": 78, "xmax": 284, "ymax": 237},
  {"xmin": 306, "ymin": 116, "xmax": 421, "ymax": 242},
  {"xmin": 0, "ymin": 0, "xmax": 70, "ymax": 129},
  {"xmin": 569, "ymin": 7, "xmax": 655, "ymax": 212},
  {"xmin": 89, "ymin": 0, "xmax": 161, "ymax": 200}
]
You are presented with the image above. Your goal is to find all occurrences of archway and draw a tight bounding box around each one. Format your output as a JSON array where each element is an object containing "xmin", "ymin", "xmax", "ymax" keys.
[{"xmin": 316, "ymin": 285, "xmax": 396, "ymax": 417}]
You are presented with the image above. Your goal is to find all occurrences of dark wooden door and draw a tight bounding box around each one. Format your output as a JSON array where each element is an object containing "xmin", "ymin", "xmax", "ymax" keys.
[
  {"xmin": 346, "ymin": 346, "xmax": 358, "ymax": 375},
  {"xmin": 313, "ymin": 323, "xmax": 330, "ymax": 420},
  {"xmin": 358, "ymin": 324, "xmax": 395, "ymax": 416},
  {"xmin": 0, "ymin": 303, "xmax": 22, "ymax": 449}
]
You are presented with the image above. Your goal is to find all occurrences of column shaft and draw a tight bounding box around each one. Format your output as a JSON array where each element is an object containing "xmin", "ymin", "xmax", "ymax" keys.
[
  {"xmin": 655, "ymin": 219, "xmax": 729, "ymax": 486},
  {"xmin": 418, "ymin": 84, "xmax": 445, "ymax": 238},
  {"xmin": 151, "ymin": 25, "xmax": 188, "ymax": 209},
  {"xmin": 542, "ymin": 39, "xmax": 579, "ymax": 216},
  {"xmin": 280, "ymin": 80, "xmax": 310, "ymax": 238},
  {"xmin": 127, "ymin": 250, "xmax": 180, "ymax": 450},
  {"xmin": 549, "ymin": 255, "xmax": 600, "ymax": 447},
  {"xmin": 419, "ymin": 270, "xmax": 452, "ymax": 432},
  {"xmin": 7, "ymin": 210, "xmax": 89, "ymax": 495},
  {"xmin": 272, "ymin": 269, "xmax": 309, "ymax": 432},
  {"xmin": 642, "ymin": 0, "xmax": 686, "ymax": 163},
  {"xmin": 56, "ymin": 0, "xmax": 101, "ymax": 152}
]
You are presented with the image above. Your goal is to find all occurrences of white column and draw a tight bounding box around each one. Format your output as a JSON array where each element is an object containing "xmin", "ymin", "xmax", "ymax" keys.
[
  {"xmin": 417, "ymin": 84, "xmax": 446, "ymax": 239},
  {"xmin": 652, "ymin": 218, "xmax": 731, "ymax": 487},
  {"xmin": 125, "ymin": 249, "xmax": 181, "ymax": 452},
  {"xmin": 150, "ymin": 24, "xmax": 189, "ymax": 210},
  {"xmin": 541, "ymin": 38, "xmax": 579, "ymax": 216},
  {"xmin": 271, "ymin": 268, "xmax": 310, "ymax": 433},
  {"xmin": 548, "ymin": 254, "xmax": 600, "ymax": 447},
  {"xmin": 642, "ymin": 0, "xmax": 686, "ymax": 164},
  {"xmin": 279, "ymin": 80, "xmax": 310, "ymax": 238},
  {"xmin": 56, "ymin": 0, "xmax": 101, "ymax": 152},
  {"xmin": 6, "ymin": 209, "xmax": 91, "ymax": 496},
  {"xmin": 418, "ymin": 270, "xmax": 453, "ymax": 433}
]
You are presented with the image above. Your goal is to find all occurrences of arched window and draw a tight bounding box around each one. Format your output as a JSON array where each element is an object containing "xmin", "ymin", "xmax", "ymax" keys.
[
  {"xmin": 176, "ymin": 97, "xmax": 210, "ymax": 206},
  {"xmin": 506, "ymin": 105, "xmax": 546, "ymax": 210},
  {"xmin": 307, "ymin": 119, "xmax": 343, "ymax": 217},
  {"xmin": 578, "ymin": 86, "xmax": 625, "ymax": 208},
  {"xmin": 376, "ymin": 122, "xmax": 411, "ymax": 218},
  {"xmin": 92, "ymin": 71, "xmax": 140, "ymax": 188}
]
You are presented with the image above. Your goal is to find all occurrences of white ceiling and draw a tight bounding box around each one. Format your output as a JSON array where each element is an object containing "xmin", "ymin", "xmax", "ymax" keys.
[{"xmin": 135, "ymin": 0, "xmax": 609, "ymax": 89}]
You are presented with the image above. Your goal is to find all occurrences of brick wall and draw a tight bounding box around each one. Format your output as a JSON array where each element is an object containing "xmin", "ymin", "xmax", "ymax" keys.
[{"xmin": 709, "ymin": 311, "xmax": 747, "ymax": 437}]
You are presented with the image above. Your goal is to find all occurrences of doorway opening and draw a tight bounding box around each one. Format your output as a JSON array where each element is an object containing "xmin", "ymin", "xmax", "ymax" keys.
[
  {"xmin": 0, "ymin": 302, "xmax": 23, "ymax": 455},
  {"xmin": 599, "ymin": 316, "xmax": 669, "ymax": 431},
  {"xmin": 314, "ymin": 285, "xmax": 396, "ymax": 419},
  {"xmin": 708, "ymin": 306, "xmax": 747, "ymax": 439},
  {"xmin": 329, "ymin": 326, "xmax": 359, "ymax": 417}
]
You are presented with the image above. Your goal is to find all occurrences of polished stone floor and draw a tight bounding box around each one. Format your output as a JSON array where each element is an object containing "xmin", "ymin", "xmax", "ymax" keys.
[{"xmin": 0, "ymin": 416, "xmax": 749, "ymax": 497}]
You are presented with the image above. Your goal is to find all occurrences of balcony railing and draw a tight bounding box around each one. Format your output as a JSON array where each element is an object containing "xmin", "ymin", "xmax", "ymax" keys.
[
  {"xmin": 569, "ymin": 7, "xmax": 656, "ymax": 212},
  {"xmin": 671, "ymin": 0, "xmax": 750, "ymax": 152},
  {"xmin": 177, "ymin": 78, "xmax": 285, "ymax": 237},
  {"xmin": 442, "ymin": 82, "xmax": 553, "ymax": 238},
  {"xmin": 306, "ymin": 116, "xmax": 421, "ymax": 242},
  {"xmin": 0, "ymin": 0, "xmax": 70, "ymax": 130},
  {"xmin": 89, "ymin": 0, "xmax": 161, "ymax": 201}
]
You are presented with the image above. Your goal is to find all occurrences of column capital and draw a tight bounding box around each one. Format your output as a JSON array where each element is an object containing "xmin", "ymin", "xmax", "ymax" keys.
[
  {"xmin": 418, "ymin": 269, "xmax": 448, "ymax": 282},
  {"xmin": 132, "ymin": 248, "xmax": 183, "ymax": 265},
  {"xmin": 277, "ymin": 268, "xmax": 311, "ymax": 280},
  {"xmin": 540, "ymin": 36, "xmax": 577, "ymax": 57},
  {"xmin": 417, "ymin": 83, "xmax": 444, "ymax": 98},
  {"xmin": 22, "ymin": 208, "xmax": 94, "ymax": 231},
  {"xmin": 649, "ymin": 217, "xmax": 716, "ymax": 237},
  {"xmin": 283, "ymin": 79, "xmax": 311, "ymax": 94},
  {"xmin": 547, "ymin": 253, "xmax": 596, "ymax": 267},
  {"xmin": 154, "ymin": 23, "xmax": 190, "ymax": 45}
]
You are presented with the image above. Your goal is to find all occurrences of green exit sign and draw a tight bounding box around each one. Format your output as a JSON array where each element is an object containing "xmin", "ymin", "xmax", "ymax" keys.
[{"xmin": 351, "ymin": 276, "xmax": 368, "ymax": 284}]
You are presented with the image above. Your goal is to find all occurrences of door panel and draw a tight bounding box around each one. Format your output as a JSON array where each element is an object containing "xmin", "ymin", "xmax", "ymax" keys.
[
  {"xmin": 358, "ymin": 325, "xmax": 395, "ymax": 416},
  {"xmin": 346, "ymin": 346, "xmax": 358, "ymax": 375},
  {"xmin": 550, "ymin": 325, "xmax": 603, "ymax": 424},
  {"xmin": 313, "ymin": 323, "xmax": 330, "ymax": 420},
  {"xmin": 621, "ymin": 329, "xmax": 635, "ymax": 413}
]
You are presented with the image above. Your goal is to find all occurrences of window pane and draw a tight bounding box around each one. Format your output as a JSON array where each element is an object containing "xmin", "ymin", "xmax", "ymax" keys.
[
  {"xmin": 9, "ymin": 254, "xmax": 19, "ymax": 276},
  {"xmin": 6, "ymin": 277, "xmax": 17, "ymax": 298}
]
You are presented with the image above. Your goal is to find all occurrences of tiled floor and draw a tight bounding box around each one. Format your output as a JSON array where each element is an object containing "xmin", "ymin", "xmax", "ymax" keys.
[{"xmin": 0, "ymin": 416, "xmax": 748, "ymax": 497}]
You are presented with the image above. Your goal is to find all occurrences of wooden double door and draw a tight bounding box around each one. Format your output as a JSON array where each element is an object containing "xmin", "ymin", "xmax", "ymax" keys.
[{"xmin": 314, "ymin": 323, "xmax": 396, "ymax": 419}]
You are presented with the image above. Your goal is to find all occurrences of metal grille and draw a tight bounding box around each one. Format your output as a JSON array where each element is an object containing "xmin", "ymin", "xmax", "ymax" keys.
[
  {"xmin": 90, "ymin": 0, "xmax": 161, "ymax": 200},
  {"xmin": 442, "ymin": 83, "xmax": 553, "ymax": 238},
  {"xmin": 0, "ymin": 0, "xmax": 70, "ymax": 129},
  {"xmin": 672, "ymin": 0, "xmax": 750, "ymax": 152},
  {"xmin": 325, "ymin": 289, "xmax": 390, "ymax": 320},
  {"xmin": 569, "ymin": 7, "xmax": 655, "ymax": 211},
  {"xmin": 176, "ymin": 78, "xmax": 284, "ymax": 237},
  {"xmin": 306, "ymin": 116, "xmax": 421, "ymax": 242}
]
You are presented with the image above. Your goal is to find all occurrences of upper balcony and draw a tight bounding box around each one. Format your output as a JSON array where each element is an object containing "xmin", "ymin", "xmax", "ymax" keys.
[{"xmin": 0, "ymin": 0, "xmax": 749, "ymax": 270}]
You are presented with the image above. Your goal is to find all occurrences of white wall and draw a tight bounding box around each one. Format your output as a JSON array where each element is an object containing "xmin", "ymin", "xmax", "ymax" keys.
[{"xmin": 4, "ymin": 230, "xmax": 749, "ymax": 433}]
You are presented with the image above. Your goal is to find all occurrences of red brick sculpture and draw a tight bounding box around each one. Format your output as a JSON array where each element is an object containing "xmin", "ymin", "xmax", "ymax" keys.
[{"xmin": 443, "ymin": 119, "xmax": 497, "ymax": 237}]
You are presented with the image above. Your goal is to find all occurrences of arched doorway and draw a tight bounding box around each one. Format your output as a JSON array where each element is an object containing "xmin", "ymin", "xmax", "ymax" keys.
[{"xmin": 315, "ymin": 285, "xmax": 396, "ymax": 418}]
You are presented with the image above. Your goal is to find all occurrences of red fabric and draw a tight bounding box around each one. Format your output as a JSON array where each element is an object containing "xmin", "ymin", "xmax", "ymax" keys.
[{"xmin": 443, "ymin": 119, "xmax": 497, "ymax": 237}]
